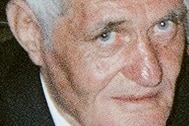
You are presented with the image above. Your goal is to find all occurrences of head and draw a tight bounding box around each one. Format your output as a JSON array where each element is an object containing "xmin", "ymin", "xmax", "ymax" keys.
[{"xmin": 6, "ymin": 0, "xmax": 188, "ymax": 125}]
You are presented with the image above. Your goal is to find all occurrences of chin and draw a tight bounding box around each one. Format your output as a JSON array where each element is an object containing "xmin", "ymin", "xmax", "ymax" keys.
[
  {"xmin": 81, "ymin": 92, "xmax": 172, "ymax": 126},
  {"xmin": 120, "ymin": 108, "xmax": 170, "ymax": 126},
  {"xmin": 83, "ymin": 106, "xmax": 170, "ymax": 126}
]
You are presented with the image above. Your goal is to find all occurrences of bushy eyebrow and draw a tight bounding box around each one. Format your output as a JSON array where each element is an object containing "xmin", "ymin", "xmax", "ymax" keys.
[
  {"xmin": 99, "ymin": 21, "xmax": 126, "ymax": 32},
  {"xmin": 159, "ymin": 6, "xmax": 187, "ymax": 23}
]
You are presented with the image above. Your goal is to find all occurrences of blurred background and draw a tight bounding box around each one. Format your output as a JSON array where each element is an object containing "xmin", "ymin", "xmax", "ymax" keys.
[{"xmin": 0, "ymin": 0, "xmax": 13, "ymax": 43}]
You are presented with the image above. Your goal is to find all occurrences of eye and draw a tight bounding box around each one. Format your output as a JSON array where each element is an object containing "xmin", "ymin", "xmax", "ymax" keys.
[
  {"xmin": 149, "ymin": 19, "xmax": 177, "ymax": 43},
  {"xmin": 157, "ymin": 20, "xmax": 170, "ymax": 30},
  {"xmin": 154, "ymin": 20, "xmax": 175, "ymax": 34},
  {"xmin": 97, "ymin": 31, "xmax": 116, "ymax": 44}
]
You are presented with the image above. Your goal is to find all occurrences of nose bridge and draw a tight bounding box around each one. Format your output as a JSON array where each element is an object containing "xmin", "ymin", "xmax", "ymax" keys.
[
  {"xmin": 122, "ymin": 31, "xmax": 162, "ymax": 87},
  {"xmin": 139, "ymin": 33, "xmax": 162, "ymax": 82}
]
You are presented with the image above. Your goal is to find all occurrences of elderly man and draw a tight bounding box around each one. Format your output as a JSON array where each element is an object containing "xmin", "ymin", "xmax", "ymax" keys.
[{"xmin": 3, "ymin": 0, "xmax": 189, "ymax": 125}]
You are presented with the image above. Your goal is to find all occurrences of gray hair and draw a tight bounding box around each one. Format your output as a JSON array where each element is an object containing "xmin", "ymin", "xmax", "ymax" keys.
[{"xmin": 26, "ymin": 0, "xmax": 65, "ymax": 47}]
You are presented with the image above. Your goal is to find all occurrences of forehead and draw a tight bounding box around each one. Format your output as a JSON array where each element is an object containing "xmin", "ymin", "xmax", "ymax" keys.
[
  {"xmin": 70, "ymin": 0, "xmax": 184, "ymax": 18},
  {"xmin": 67, "ymin": 0, "xmax": 184, "ymax": 26},
  {"xmin": 83, "ymin": 0, "xmax": 183, "ymax": 6}
]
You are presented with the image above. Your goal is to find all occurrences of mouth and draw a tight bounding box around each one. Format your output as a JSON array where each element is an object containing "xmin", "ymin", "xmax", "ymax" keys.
[
  {"xmin": 111, "ymin": 92, "xmax": 158, "ymax": 103},
  {"xmin": 111, "ymin": 92, "xmax": 161, "ymax": 112}
]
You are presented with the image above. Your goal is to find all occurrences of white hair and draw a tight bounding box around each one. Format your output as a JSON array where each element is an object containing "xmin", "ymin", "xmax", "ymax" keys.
[{"xmin": 26, "ymin": 0, "xmax": 65, "ymax": 47}]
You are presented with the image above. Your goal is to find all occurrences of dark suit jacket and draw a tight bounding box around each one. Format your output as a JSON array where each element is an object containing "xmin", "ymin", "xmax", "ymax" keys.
[
  {"xmin": 0, "ymin": 32, "xmax": 189, "ymax": 126},
  {"xmin": 167, "ymin": 49, "xmax": 189, "ymax": 126}
]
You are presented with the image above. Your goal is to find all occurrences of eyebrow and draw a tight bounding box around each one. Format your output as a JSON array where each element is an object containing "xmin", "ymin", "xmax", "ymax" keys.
[
  {"xmin": 98, "ymin": 21, "xmax": 126, "ymax": 32},
  {"xmin": 159, "ymin": 6, "xmax": 187, "ymax": 23},
  {"xmin": 85, "ymin": 20, "xmax": 128, "ymax": 40},
  {"xmin": 90, "ymin": 16, "xmax": 131, "ymax": 32}
]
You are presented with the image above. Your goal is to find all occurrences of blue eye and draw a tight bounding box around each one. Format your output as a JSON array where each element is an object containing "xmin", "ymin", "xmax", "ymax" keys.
[
  {"xmin": 150, "ymin": 19, "xmax": 177, "ymax": 41},
  {"xmin": 153, "ymin": 20, "xmax": 175, "ymax": 36},
  {"xmin": 157, "ymin": 20, "xmax": 170, "ymax": 30},
  {"xmin": 100, "ymin": 32, "xmax": 111, "ymax": 41},
  {"xmin": 97, "ymin": 31, "xmax": 116, "ymax": 44}
]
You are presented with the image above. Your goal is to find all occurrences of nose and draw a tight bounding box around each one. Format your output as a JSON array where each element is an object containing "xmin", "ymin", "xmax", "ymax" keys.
[{"xmin": 121, "ymin": 33, "xmax": 162, "ymax": 87}]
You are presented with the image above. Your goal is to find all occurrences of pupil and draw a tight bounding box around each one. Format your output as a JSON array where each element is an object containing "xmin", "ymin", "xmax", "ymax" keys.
[
  {"xmin": 160, "ymin": 21, "xmax": 166, "ymax": 27},
  {"xmin": 102, "ymin": 33, "xmax": 108, "ymax": 38},
  {"xmin": 99, "ymin": 31, "xmax": 111, "ymax": 42},
  {"xmin": 157, "ymin": 20, "xmax": 170, "ymax": 30}
]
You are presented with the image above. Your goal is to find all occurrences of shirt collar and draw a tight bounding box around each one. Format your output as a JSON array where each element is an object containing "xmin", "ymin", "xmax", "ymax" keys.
[{"xmin": 40, "ymin": 74, "xmax": 71, "ymax": 126}]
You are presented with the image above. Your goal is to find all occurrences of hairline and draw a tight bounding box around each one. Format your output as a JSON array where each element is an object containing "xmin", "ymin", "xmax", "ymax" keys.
[{"xmin": 26, "ymin": 0, "xmax": 67, "ymax": 48}]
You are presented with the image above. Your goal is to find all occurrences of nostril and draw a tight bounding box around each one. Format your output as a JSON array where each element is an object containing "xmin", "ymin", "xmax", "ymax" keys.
[
  {"xmin": 121, "ymin": 49, "xmax": 162, "ymax": 87},
  {"xmin": 120, "ymin": 33, "xmax": 163, "ymax": 87},
  {"xmin": 121, "ymin": 63, "xmax": 162, "ymax": 87}
]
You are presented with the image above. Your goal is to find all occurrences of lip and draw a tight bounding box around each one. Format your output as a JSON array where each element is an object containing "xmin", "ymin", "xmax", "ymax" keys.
[
  {"xmin": 111, "ymin": 92, "xmax": 158, "ymax": 103},
  {"xmin": 110, "ymin": 92, "xmax": 160, "ymax": 112}
]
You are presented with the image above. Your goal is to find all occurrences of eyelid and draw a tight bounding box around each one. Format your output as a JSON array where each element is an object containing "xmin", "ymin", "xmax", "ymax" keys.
[
  {"xmin": 159, "ymin": 16, "xmax": 180, "ymax": 25},
  {"xmin": 84, "ymin": 23, "xmax": 110, "ymax": 41},
  {"xmin": 149, "ymin": 18, "xmax": 178, "ymax": 36},
  {"xmin": 148, "ymin": 7, "xmax": 186, "ymax": 32},
  {"xmin": 94, "ymin": 26, "xmax": 114, "ymax": 40},
  {"xmin": 97, "ymin": 31, "xmax": 117, "ymax": 45},
  {"xmin": 89, "ymin": 21, "xmax": 126, "ymax": 41}
]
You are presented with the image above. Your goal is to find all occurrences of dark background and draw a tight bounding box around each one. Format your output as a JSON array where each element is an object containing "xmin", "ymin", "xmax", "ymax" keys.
[
  {"xmin": 0, "ymin": 0, "xmax": 188, "ymax": 126},
  {"xmin": 0, "ymin": 0, "xmax": 13, "ymax": 43},
  {"xmin": 0, "ymin": 1, "xmax": 54, "ymax": 125}
]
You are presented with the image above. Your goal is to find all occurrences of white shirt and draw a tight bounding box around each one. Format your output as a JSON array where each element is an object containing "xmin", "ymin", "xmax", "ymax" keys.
[{"xmin": 40, "ymin": 74, "xmax": 71, "ymax": 126}]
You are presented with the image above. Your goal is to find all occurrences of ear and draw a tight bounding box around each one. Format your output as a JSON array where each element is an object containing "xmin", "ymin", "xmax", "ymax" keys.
[{"xmin": 6, "ymin": 0, "xmax": 43, "ymax": 66}]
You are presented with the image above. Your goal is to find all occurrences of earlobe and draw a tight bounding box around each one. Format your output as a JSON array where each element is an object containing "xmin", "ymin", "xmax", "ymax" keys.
[{"xmin": 6, "ymin": 0, "xmax": 43, "ymax": 66}]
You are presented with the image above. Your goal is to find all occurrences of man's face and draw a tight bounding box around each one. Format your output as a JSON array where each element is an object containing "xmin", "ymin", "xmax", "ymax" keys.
[{"xmin": 42, "ymin": 0, "xmax": 185, "ymax": 125}]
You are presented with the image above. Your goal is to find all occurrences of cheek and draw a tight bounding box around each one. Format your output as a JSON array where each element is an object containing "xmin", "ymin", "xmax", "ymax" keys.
[
  {"xmin": 62, "ymin": 44, "xmax": 127, "ymax": 94},
  {"xmin": 157, "ymin": 34, "xmax": 185, "ymax": 82}
]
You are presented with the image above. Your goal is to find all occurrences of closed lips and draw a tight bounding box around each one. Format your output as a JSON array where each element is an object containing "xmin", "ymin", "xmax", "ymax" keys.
[{"xmin": 111, "ymin": 92, "xmax": 159, "ymax": 103}]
